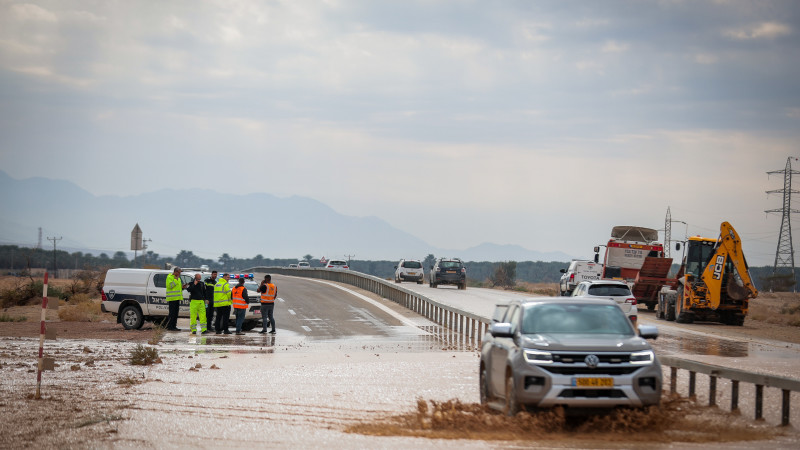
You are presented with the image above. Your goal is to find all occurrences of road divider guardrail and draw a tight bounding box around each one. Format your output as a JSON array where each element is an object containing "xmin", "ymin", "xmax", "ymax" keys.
[{"xmin": 254, "ymin": 266, "xmax": 798, "ymax": 426}]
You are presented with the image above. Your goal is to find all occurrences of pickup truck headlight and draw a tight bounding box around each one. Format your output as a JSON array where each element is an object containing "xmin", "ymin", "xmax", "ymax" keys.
[
  {"xmin": 630, "ymin": 350, "xmax": 655, "ymax": 365},
  {"xmin": 524, "ymin": 349, "xmax": 553, "ymax": 364}
]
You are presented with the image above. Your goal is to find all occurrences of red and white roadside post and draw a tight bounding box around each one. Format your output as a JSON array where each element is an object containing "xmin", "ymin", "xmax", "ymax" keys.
[{"xmin": 35, "ymin": 272, "xmax": 56, "ymax": 399}]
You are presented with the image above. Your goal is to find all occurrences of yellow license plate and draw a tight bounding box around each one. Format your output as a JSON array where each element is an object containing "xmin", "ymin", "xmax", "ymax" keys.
[{"xmin": 574, "ymin": 377, "xmax": 613, "ymax": 388}]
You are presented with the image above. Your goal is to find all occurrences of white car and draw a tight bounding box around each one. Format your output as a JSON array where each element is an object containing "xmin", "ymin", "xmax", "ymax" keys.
[
  {"xmin": 326, "ymin": 260, "xmax": 349, "ymax": 269},
  {"xmin": 571, "ymin": 280, "xmax": 638, "ymax": 327},
  {"xmin": 297, "ymin": 261, "xmax": 310, "ymax": 268},
  {"xmin": 394, "ymin": 259, "xmax": 424, "ymax": 284}
]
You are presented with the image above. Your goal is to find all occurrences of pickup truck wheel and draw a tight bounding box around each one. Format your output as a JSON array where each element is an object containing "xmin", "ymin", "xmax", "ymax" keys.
[
  {"xmin": 479, "ymin": 367, "xmax": 490, "ymax": 405},
  {"xmin": 417, "ymin": 280, "xmax": 423, "ymax": 284},
  {"xmin": 120, "ymin": 305, "xmax": 144, "ymax": 330},
  {"xmin": 504, "ymin": 375, "xmax": 520, "ymax": 416}
]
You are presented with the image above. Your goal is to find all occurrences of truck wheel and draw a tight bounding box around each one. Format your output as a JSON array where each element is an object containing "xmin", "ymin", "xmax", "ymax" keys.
[
  {"xmin": 242, "ymin": 321, "xmax": 257, "ymax": 331},
  {"xmin": 665, "ymin": 298, "xmax": 676, "ymax": 321},
  {"xmin": 480, "ymin": 367, "xmax": 490, "ymax": 405},
  {"xmin": 417, "ymin": 280, "xmax": 423, "ymax": 285},
  {"xmin": 120, "ymin": 305, "xmax": 144, "ymax": 330},
  {"xmin": 504, "ymin": 375, "xmax": 520, "ymax": 416},
  {"xmin": 459, "ymin": 282, "xmax": 467, "ymax": 290},
  {"xmin": 647, "ymin": 302, "xmax": 656, "ymax": 311}
]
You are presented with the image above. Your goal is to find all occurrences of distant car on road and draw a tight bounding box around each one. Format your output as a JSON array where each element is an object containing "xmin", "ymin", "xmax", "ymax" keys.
[
  {"xmin": 297, "ymin": 261, "xmax": 310, "ymax": 268},
  {"xmin": 394, "ymin": 259, "xmax": 424, "ymax": 284},
  {"xmin": 571, "ymin": 280, "xmax": 638, "ymax": 327},
  {"xmin": 288, "ymin": 264, "xmax": 298, "ymax": 268},
  {"xmin": 480, "ymin": 297, "xmax": 661, "ymax": 415},
  {"xmin": 326, "ymin": 260, "xmax": 349, "ymax": 269},
  {"xmin": 430, "ymin": 257, "xmax": 466, "ymax": 289}
]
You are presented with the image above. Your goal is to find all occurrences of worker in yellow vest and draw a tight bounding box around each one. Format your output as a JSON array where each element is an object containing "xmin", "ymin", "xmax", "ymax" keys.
[
  {"xmin": 214, "ymin": 273, "xmax": 232, "ymax": 335},
  {"xmin": 231, "ymin": 277, "xmax": 250, "ymax": 335},
  {"xmin": 165, "ymin": 267, "xmax": 187, "ymax": 331},
  {"xmin": 258, "ymin": 274, "xmax": 278, "ymax": 334}
]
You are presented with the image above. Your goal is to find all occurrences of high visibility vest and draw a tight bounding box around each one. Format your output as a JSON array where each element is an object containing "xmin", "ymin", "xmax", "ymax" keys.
[
  {"xmin": 166, "ymin": 274, "xmax": 183, "ymax": 302},
  {"xmin": 214, "ymin": 279, "xmax": 231, "ymax": 307},
  {"xmin": 260, "ymin": 283, "xmax": 277, "ymax": 303},
  {"xmin": 231, "ymin": 285, "xmax": 247, "ymax": 309}
]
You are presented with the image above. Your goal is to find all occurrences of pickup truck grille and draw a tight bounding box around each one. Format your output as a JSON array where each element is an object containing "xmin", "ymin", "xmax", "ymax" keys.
[{"xmin": 542, "ymin": 366, "xmax": 639, "ymax": 376}]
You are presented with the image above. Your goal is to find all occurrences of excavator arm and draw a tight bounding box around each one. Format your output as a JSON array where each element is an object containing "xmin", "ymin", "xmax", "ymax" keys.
[{"xmin": 700, "ymin": 222, "xmax": 758, "ymax": 308}]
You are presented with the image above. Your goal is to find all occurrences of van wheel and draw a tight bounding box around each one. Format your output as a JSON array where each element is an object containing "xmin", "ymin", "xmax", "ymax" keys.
[
  {"xmin": 504, "ymin": 375, "xmax": 520, "ymax": 416},
  {"xmin": 120, "ymin": 305, "xmax": 144, "ymax": 330},
  {"xmin": 480, "ymin": 367, "xmax": 490, "ymax": 405}
]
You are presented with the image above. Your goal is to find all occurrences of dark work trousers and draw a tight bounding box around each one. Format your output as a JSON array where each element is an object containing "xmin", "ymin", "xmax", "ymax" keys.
[
  {"xmin": 260, "ymin": 303, "xmax": 275, "ymax": 332},
  {"xmin": 166, "ymin": 300, "xmax": 180, "ymax": 329},
  {"xmin": 206, "ymin": 301, "xmax": 215, "ymax": 330},
  {"xmin": 215, "ymin": 305, "xmax": 231, "ymax": 332}
]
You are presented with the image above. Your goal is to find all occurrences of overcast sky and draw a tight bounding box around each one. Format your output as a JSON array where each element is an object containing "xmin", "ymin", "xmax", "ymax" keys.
[{"xmin": 1, "ymin": 1, "xmax": 799, "ymax": 266}]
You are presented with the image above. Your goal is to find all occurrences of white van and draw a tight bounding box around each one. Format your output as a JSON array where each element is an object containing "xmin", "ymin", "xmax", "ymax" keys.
[
  {"xmin": 101, "ymin": 269, "xmax": 262, "ymax": 331},
  {"xmin": 558, "ymin": 260, "xmax": 603, "ymax": 296}
]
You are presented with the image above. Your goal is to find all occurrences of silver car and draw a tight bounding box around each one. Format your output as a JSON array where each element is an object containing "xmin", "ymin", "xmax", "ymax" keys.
[{"xmin": 480, "ymin": 297, "xmax": 661, "ymax": 415}]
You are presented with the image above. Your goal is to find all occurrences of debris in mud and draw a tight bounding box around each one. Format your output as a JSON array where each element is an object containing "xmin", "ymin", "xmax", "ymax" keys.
[
  {"xmin": 71, "ymin": 365, "xmax": 81, "ymax": 371},
  {"xmin": 210, "ymin": 364, "xmax": 219, "ymax": 369},
  {"xmin": 346, "ymin": 395, "xmax": 779, "ymax": 443},
  {"xmin": 130, "ymin": 344, "xmax": 161, "ymax": 366},
  {"xmin": 83, "ymin": 346, "xmax": 92, "ymax": 353}
]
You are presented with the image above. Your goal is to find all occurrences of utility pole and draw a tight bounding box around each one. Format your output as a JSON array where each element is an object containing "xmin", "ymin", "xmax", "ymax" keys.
[
  {"xmin": 47, "ymin": 236, "xmax": 62, "ymax": 278},
  {"xmin": 766, "ymin": 157, "xmax": 800, "ymax": 292},
  {"xmin": 344, "ymin": 254, "xmax": 355, "ymax": 266},
  {"xmin": 142, "ymin": 238, "xmax": 152, "ymax": 266}
]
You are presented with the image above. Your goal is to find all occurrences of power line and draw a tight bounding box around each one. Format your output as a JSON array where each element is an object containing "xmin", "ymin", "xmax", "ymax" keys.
[{"xmin": 46, "ymin": 236, "xmax": 62, "ymax": 277}]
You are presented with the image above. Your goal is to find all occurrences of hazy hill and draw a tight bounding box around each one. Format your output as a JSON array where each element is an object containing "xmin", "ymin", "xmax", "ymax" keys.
[{"xmin": 0, "ymin": 171, "xmax": 573, "ymax": 262}]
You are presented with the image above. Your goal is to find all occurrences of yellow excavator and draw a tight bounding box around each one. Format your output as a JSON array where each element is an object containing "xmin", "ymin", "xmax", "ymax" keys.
[{"xmin": 658, "ymin": 222, "xmax": 758, "ymax": 326}]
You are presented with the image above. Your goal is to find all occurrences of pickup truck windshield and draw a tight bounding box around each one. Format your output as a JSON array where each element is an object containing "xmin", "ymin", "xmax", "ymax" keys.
[{"xmin": 522, "ymin": 303, "xmax": 633, "ymax": 335}]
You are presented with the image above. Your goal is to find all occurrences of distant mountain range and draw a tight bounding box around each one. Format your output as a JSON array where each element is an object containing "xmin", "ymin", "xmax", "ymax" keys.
[{"xmin": 0, "ymin": 171, "xmax": 573, "ymax": 263}]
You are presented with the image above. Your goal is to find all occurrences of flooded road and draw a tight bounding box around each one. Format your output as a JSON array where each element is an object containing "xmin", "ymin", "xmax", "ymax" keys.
[{"xmin": 2, "ymin": 275, "xmax": 798, "ymax": 448}]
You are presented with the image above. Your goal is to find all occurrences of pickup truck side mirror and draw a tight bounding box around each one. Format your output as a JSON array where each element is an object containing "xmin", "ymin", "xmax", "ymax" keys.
[
  {"xmin": 675, "ymin": 243, "xmax": 681, "ymax": 251},
  {"xmin": 594, "ymin": 254, "xmax": 599, "ymax": 263},
  {"xmin": 638, "ymin": 325, "xmax": 659, "ymax": 340},
  {"xmin": 559, "ymin": 268, "xmax": 566, "ymax": 273},
  {"xmin": 489, "ymin": 323, "xmax": 513, "ymax": 338}
]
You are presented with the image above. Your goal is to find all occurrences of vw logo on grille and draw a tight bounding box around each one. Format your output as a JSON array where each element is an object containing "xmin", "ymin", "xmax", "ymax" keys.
[{"xmin": 584, "ymin": 354, "xmax": 599, "ymax": 368}]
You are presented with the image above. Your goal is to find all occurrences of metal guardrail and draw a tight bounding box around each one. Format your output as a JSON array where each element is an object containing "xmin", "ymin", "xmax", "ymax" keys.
[
  {"xmin": 660, "ymin": 356, "xmax": 798, "ymax": 426},
  {"xmin": 255, "ymin": 267, "xmax": 798, "ymax": 426}
]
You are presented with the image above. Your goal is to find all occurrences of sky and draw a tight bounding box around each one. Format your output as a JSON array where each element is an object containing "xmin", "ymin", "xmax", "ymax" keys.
[{"xmin": 1, "ymin": 0, "xmax": 799, "ymax": 267}]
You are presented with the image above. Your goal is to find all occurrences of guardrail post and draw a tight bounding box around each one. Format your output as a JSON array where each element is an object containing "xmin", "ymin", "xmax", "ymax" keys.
[
  {"xmin": 709, "ymin": 375, "xmax": 717, "ymax": 406},
  {"xmin": 670, "ymin": 367, "xmax": 677, "ymax": 394},
  {"xmin": 689, "ymin": 371, "xmax": 696, "ymax": 398},
  {"xmin": 755, "ymin": 384, "xmax": 764, "ymax": 420},
  {"xmin": 731, "ymin": 380, "xmax": 739, "ymax": 412},
  {"xmin": 782, "ymin": 389, "xmax": 790, "ymax": 426}
]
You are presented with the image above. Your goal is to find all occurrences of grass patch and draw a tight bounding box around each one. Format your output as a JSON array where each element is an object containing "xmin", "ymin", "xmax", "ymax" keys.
[
  {"xmin": 148, "ymin": 324, "xmax": 166, "ymax": 345},
  {"xmin": 116, "ymin": 376, "xmax": 143, "ymax": 386},
  {"xmin": 747, "ymin": 294, "xmax": 800, "ymax": 327},
  {"xmin": 0, "ymin": 313, "xmax": 26, "ymax": 322},
  {"xmin": 130, "ymin": 344, "xmax": 161, "ymax": 366},
  {"xmin": 58, "ymin": 300, "xmax": 103, "ymax": 322}
]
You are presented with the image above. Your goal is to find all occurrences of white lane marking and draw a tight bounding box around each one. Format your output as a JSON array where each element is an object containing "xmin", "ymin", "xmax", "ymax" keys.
[
  {"xmin": 288, "ymin": 309, "xmax": 296, "ymax": 315},
  {"xmin": 303, "ymin": 278, "xmax": 422, "ymax": 329},
  {"xmin": 278, "ymin": 297, "xmax": 285, "ymax": 302},
  {"xmin": 301, "ymin": 326, "xmax": 312, "ymax": 332}
]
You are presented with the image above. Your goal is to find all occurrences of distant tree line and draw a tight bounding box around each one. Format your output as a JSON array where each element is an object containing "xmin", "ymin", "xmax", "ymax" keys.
[{"xmin": 1, "ymin": 245, "xmax": 793, "ymax": 290}]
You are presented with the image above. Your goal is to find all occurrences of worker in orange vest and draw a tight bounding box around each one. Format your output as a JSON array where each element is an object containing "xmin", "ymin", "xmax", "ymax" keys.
[
  {"xmin": 231, "ymin": 277, "xmax": 250, "ymax": 335},
  {"xmin": 259, "ymin": 274, "xmax": 277, "ymax": 334}
]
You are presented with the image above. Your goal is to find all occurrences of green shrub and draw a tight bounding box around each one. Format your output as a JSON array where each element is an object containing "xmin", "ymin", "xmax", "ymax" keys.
[
  {"xmin": 130, "ymin": 344, "xmax": 161, "ymax": 365},
  {"xmin": 0, "ymin": 313, "xmax": 26, "ymax": 322}
]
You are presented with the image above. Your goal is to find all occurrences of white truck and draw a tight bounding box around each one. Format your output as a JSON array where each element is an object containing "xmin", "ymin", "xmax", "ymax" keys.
[
  {"xmin": 558, "ymin": 260, "xmax": 603, "ymax": 296},
  {"xmin": 101, "ymin": 269, "xmax": 262, "ymax": 331}
]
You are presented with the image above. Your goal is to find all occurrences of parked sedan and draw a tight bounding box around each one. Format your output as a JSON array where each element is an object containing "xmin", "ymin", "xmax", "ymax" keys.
[
  {"xmin": 571, "ymin": 280, "xmax": 638, "ymax": 327},
  {"xmin": 480, "ymin": 297, "xmax": 661, "ymax": 415}
]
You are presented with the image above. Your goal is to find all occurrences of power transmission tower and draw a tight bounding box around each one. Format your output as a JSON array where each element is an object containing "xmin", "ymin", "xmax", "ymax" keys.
[
  {"xmin": 47, "ymin": 236, "xmax": 62, "ymax": 278},
  {"xmin": 766, "ymin": 157, "xmax": 800, "ymax": 291}
]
